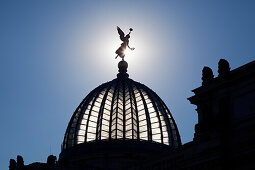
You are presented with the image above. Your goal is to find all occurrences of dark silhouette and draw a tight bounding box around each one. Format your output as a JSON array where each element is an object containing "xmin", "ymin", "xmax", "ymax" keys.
[
  {"xmin": 47, "ymin": 155, "xmax": 57, "ymax": 166},
  {"xmin": 16, "ymin": 155, "xmax": 24, "ymax": 169},
  {"xmin": 9, "ymin": 58, "xmax": 255, "ymax": 169},
  {"xmin": 9, "ymin": 159, "xmax": 16, "ymax": 170},
  {"xmin": 218, "ymin": 59, "xmax": 230, "ymax": 76},
  {"xmin": 115, "ymin": 26, "xmax": 135, "ymax": 59},
  {"xmin": 202, "ymin": 66, "xmax": 214, "ymax": 85},
  {"xmin": 9, "ymin": 155, "xmax": 58, "ymax": 169}
]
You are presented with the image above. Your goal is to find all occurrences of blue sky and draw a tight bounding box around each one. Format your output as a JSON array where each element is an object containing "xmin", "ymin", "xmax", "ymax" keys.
[{"xmin": 1, "ymin": 0, "xmax": 255, "ymax": 169}]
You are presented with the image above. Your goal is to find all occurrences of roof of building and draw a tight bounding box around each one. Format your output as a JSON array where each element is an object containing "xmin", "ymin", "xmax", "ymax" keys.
[{"xmin": 62, "ymin": 60, "xmax": 181, "ymax": 150}]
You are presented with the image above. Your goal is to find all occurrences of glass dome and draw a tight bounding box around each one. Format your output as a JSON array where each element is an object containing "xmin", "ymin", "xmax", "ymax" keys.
[{"xmin": 63, "ymin": 61, "xmax": 181, "ymax": 150}]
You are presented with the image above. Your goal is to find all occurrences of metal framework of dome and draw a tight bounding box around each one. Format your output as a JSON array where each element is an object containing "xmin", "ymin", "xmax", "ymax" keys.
[{"xmin": 63, "ymin": 61, "xmax": 181, "ymax": 150}]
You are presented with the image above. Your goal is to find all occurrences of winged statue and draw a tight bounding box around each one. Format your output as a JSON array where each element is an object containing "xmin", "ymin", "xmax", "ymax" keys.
[{"xmin": 115, "ymin": 26, "xmax": 135, "ymax": 59}]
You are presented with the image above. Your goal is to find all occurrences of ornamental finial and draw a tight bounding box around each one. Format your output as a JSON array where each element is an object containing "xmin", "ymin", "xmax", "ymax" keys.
[
  {"xmin": 115, "ymin": 26, "xmax": 135, "ymax": 60},
  {"xmin": 218, "ymin": 59, "xmax": 230, "ymax": 76},
  {"xmin": 117, "ymin": 60, "xmax": 129, "ymax": 78}
]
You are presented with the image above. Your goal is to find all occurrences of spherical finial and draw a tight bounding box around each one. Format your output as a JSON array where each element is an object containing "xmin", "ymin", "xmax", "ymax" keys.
[
  {"xmin": 117, "ymin": 60, "xmax": 129, "ymax": 78},
  {"xmin": 118, "ymin": 60, "xmax": 128, "ymax": 70}
]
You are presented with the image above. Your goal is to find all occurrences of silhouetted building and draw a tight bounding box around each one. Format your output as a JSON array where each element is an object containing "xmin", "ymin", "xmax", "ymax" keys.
[{"xmin": 10, "ymin": 59, "xmax": 255, "ymax": 170}]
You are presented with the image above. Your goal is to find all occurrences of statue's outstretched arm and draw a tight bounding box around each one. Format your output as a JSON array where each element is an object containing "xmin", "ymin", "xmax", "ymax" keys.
[{"xmin": 127, "ymin": 42, "xmax": 135, "ymax": 50}]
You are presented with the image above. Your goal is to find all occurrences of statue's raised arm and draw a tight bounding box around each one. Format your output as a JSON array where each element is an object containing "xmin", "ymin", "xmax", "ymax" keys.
[{"xmin": 115, "ymin": 27, "xmax": 135, "ymax": 59}]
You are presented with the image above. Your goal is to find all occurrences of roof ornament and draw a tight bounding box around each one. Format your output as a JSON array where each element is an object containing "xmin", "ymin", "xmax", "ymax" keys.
[
  {"xmin": 202, "ymin": 66, "xmax": 214, "ymax": 86},
  {"xmin": 218, "ymin": 59, "xmax": 230, "ymax": 76},
  {"xmin": 117, "ymin": 60, "xmax": 129, "ymax": 78},
  {"xmin": 115, "ymin": 26, "xmax": 135, "ymax": 60}
]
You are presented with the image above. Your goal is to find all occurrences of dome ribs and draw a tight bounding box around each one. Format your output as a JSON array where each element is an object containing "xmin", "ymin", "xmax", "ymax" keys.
[
  {"xmin": 62, "ymin": 75, "xmax": 181, "ymax": 150},
  {"xmin": 122, "ymin": 79, "xmax": 126, "ymax": 140},
  {"xmin": 108, "ymin": 79, "xmax": 119, "ymax": 140},
  {"xmin": 160, "ymin": 100, "xmax": 181, "ymax": 147},
  {"xmin": 134, "ymin": 83, "xmax": 153, "ymax": 141},
  {"xmin": 84, "ymin": 84, "xmax": 107, "ymax": 142},
  {"xmin": 96, "ymin": 82, "xmax": 113, "ymax": 140},
  {"xmin": 141, "ymin": 85, "xmax": 164, "ymax": 144},
  {"xmin": 64, "ymin": 85, "xmax": 100, "ymax": 149},
  {"xmin": 128, "ymin": 80, "xmax": 140, "ymax": 140},
  {"xmin": 150, "ymin": 90, "xmax": 173, "ymax": 147},
  {"xmin": 125, "ymin": 80, "xmax": 135, "ymax": 140},
  {"xmin": 112, "ymin": 80, "xmax": 121, "ymax": 139},
  {"xmin": 150, "ymin": 89, "xmax": 181, "ymax": 147}
]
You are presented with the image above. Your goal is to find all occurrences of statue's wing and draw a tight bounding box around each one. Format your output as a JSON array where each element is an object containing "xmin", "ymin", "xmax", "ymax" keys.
[{"xmin": 117, "ymin": 26, "xmax": 125, "ymax": 41}]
